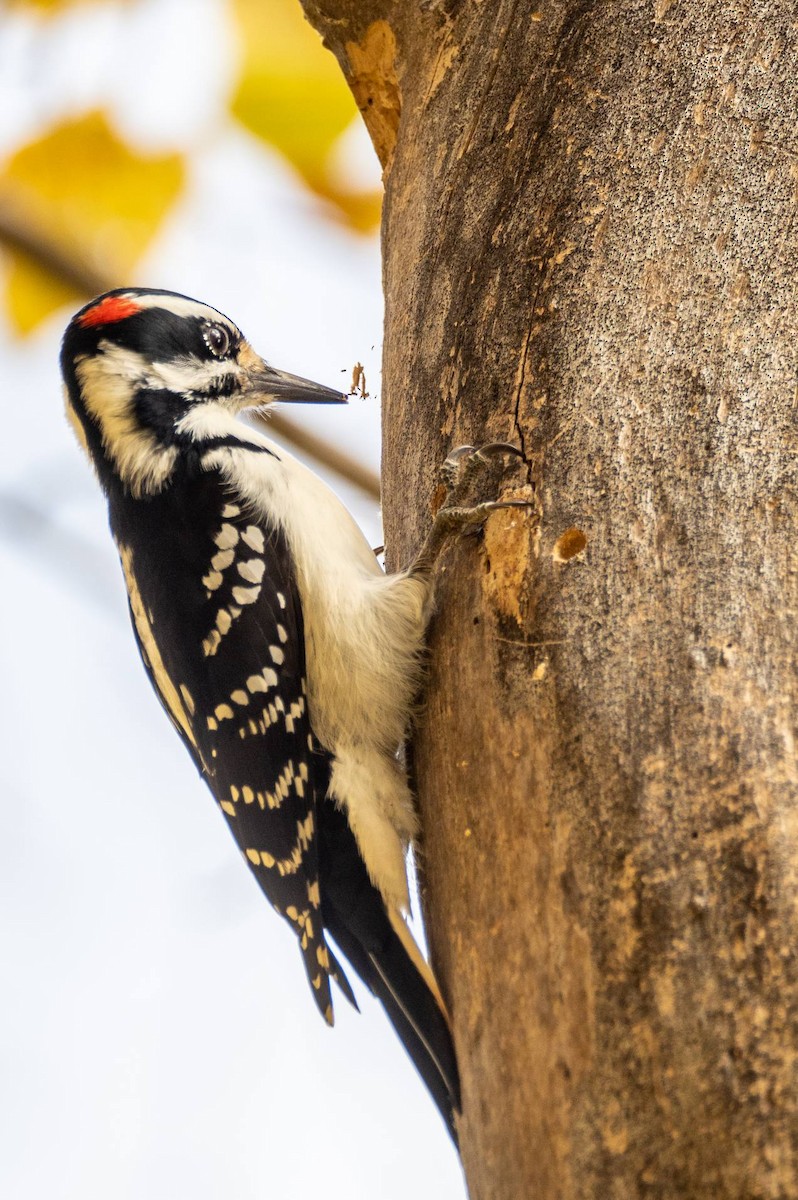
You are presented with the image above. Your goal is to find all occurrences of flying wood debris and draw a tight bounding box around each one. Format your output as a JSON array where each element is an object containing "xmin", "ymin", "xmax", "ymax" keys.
[{"xmin": 350, "ymin": 361, "xmax": 368, "ymax": 398}]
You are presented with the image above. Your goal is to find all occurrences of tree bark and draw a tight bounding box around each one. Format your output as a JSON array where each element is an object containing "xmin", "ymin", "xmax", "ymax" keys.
[{"xmin": 299, "ymin": 2, "xmax": 798, "ymax": 1195}]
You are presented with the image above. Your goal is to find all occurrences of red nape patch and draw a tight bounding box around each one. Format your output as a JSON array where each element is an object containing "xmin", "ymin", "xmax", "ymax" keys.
[{"xmin": 78, "ymin": 295, "xmax": 141, "ymax": 328}]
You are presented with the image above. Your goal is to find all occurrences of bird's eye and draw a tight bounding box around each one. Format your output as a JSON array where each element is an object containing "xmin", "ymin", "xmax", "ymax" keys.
[{"xmin": 204, "ymin": 323, "xmax": 231, "ymax": 358}]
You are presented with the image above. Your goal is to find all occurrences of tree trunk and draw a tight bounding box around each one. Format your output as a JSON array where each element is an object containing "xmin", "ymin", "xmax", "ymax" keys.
[{"xmin": 300, "ymin": 2, "xmax": 798, "ymax": 1195}]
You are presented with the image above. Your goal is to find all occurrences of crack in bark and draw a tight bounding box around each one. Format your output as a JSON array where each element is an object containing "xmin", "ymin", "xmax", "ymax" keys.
[{"xmin": 512, "ymin": 319, "xmax": 535, "ymax": 483}]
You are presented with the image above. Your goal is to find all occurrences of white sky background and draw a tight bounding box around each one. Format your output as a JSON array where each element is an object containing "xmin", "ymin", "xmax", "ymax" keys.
[{"xmin": 0, "ymin": 3, "xmax": 465, "ymax": 1197}]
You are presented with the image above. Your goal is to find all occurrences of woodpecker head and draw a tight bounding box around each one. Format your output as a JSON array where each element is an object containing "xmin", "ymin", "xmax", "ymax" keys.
[{"xmin": 61, "ymin": 288, "xmax": 346, "ymax": 497}]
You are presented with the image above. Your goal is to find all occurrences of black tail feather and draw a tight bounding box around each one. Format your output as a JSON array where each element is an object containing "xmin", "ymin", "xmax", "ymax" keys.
[
  {"xmin": 368, "ymin": 939, "xmax": 461, "ymax": 1139},
  {"xmin": 327, "ymin": 943, "xmax": 359, "ymax": 1012},
  {"xmin": 318, "ymin": 800, "xmax": 461, "ymax": 1145}
]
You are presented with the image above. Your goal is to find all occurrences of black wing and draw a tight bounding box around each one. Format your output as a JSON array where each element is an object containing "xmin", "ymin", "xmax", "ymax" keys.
[{"xmin": 115, "ymin": 490, "xmax": 351, "ymax": 1024}]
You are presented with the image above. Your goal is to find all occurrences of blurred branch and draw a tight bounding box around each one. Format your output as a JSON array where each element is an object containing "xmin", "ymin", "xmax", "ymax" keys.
[
  {"xmin": 0, "ymin": 194, "xmax": 381, "ymax": 502},
  {"xmin": 0, "ymin": 194, "xmax": 110, "ymax": 296},
  {"xmin": 258, "ymin": 412, "xmax": 380, "ymax": 499}
]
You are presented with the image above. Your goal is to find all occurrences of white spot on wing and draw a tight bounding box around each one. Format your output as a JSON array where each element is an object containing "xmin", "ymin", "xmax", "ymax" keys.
[
  {"xmin": 247, "ymin": 667, "xmax": 278, "ymax": 693},
  {"xmin": 238, "ymin": 559, "xmax": 265, "ymax": 584},
  {"xmin": 232, "ymin": 585, "xmax": 261, "ymax": 605},
  {"xmin": 215, "ymin": 524, "xmax": 239, "ymax": 550},
  {"xmin": 211, "ymin": 548, "xmax": 235, "ymax": 572},
  {"xmin": 203, "ymin": 630, "xmax": 222, "ymax": 656},
  {"xmin": 241, "ymin": 526, "xmax": 265, "ymax": 552}
]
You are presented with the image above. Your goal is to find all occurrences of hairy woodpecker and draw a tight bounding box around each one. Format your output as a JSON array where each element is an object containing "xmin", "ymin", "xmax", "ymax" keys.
[{"xmin": 61, "ymin": 288, "xmax": 528, "ymax": 1144}]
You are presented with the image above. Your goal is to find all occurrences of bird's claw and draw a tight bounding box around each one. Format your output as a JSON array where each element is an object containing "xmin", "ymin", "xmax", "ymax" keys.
[
  {"xmin": 439, "ymin": 441, "xmax": 525, "ymax": 492},
  {"xmin": 432, "ymin": 498, "xmax": 532, "ymax": 539},
  {"xmin": 411, "ymin": 444, "xmax": 532, "ymax": 578}
]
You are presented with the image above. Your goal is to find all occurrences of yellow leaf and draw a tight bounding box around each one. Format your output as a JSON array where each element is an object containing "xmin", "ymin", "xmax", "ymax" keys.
[
  {"xmin": 0, "ymin": 111, "xmax": 184, "ymax": 333},
  {"xmin": 231, "ymin": 0, "xmax": 380, "ymax": 233}
]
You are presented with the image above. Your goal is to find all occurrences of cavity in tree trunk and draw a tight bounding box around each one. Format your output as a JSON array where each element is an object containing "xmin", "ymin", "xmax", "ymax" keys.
[{"xmin": 300, "ymin": 2, "xmax": 798, "ymax": 1196}]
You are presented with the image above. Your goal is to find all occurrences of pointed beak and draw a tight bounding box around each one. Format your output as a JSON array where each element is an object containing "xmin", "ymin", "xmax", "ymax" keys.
[{"xmin": 244, "ymin": 357, "xmax": 347, "ymax": 406}]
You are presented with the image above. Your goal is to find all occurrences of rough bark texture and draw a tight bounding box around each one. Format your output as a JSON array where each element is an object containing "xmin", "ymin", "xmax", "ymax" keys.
[{"xmin": 300, "ymin": 2, "xmax": 798, "ymax": 1196}]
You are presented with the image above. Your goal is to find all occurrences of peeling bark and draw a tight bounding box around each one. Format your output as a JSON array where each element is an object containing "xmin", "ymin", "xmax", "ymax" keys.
[
  {"xmin": 299, "ymin": 2, "xmax": 798, "ymax": 1196},
  {"xmin": 343, "ymin": 20, "xmax": 401, "ymax": 171}
]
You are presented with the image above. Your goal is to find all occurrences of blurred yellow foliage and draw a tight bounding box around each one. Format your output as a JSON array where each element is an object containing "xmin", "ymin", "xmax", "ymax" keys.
[
  {"xmin": 9, "ymin": 0, "xmax": 119, "ymax": 10},
  {"xmin": 232, "ymin": 0, "xmax": 381, "ymax": 233},
  {"xmin": 0, "ymin": 2, "xmax": 378, "ymax": 333},
  {"xmin": 0, "ymin": 111, "xmax": 184, "ymax": 333}
]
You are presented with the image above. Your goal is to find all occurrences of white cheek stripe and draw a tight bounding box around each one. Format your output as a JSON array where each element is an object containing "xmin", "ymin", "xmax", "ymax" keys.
[
  {"xmin": 94, "ymin": 341, "xmax": 148, "ymax": 379},
  {"xmin": 94, "ymin": 339, "xmax": 243, "ymax": 398},
  {"xmin": 151, "ymin": 356, "xmax": 243, "ymax": 395}
]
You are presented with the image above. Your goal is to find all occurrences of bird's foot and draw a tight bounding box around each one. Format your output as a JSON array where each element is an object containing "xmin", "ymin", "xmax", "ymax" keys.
[{"xmin": 411, "ymin": 443, "xmax": 532, "ymax": 578}]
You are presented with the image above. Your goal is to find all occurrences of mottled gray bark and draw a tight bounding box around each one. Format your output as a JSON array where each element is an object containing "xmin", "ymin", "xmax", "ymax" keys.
[{"xmin": 299, "ymin": 2, "xmax": 798, "ymax": 1196}]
